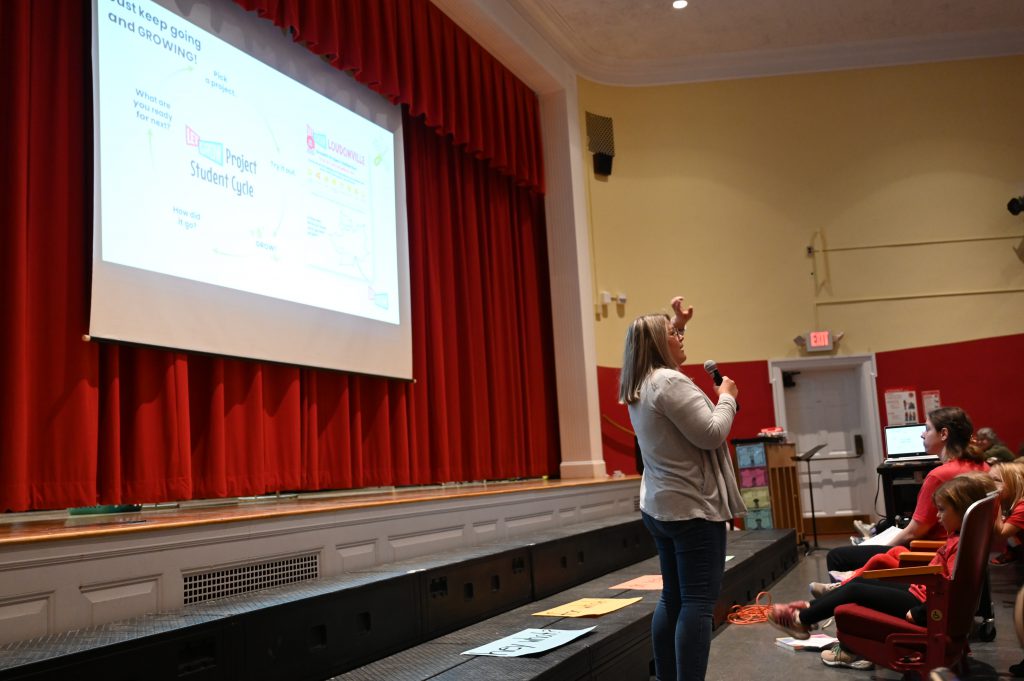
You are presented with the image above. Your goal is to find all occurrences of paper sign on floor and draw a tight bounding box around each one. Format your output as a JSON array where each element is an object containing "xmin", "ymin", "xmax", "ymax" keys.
[
  {"xmin": 775, "ymin": 634, "xmax": 838, "ymax": 651},
  {"xmin": 607, "ymin": 557, "xmax": 734, "ymax": 591},
  {"xmin": 609, "ymin": 575, "xmax": 662, "ymax": 590},
  {"xmin": 533, "ymin": 597, "xmax": 642, "ymax": 617},
  {"xmin": 462, "ymin": 627, "xmax": 596, "ymax": 657}
]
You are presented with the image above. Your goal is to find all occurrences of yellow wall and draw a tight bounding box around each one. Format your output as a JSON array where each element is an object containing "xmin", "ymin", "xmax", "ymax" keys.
[{"xmin": 581, "ymin": 57, "xmax": 1024, "ymax": 367}]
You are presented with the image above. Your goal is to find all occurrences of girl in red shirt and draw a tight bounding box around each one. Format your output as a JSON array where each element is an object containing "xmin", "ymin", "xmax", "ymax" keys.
[
  {"xmin": 989, "ymin": 461, "xmax": 1024, "ymax": 564},
  {"xmin": 769, "ymin": 473, "xmax": 996, "ymax": 669}
]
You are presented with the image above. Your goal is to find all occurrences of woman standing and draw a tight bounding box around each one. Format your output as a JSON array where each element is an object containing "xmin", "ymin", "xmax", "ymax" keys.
[{"xmin": 619, "ymin": 296, "xmax": 746, "ymax": 681}]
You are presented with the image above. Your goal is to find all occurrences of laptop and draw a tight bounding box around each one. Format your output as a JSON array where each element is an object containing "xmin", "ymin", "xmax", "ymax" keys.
[{"xmin": 883, "ymin": 423, "xmax": 938, "ymax": 463}]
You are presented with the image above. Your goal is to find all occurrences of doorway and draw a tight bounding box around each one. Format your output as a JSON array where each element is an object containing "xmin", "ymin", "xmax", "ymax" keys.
[{"xmin": 768, "ymin": 355, "xmax": 884, "ymax": 526}]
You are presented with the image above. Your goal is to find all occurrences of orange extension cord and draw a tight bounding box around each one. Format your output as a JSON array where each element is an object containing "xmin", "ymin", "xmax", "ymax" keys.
[{"xmin": 726, "ymin": 591, "xmax": 775, "ymax": 625}]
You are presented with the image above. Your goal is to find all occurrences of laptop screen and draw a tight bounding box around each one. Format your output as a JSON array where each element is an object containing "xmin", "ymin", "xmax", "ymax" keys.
[{"xmin": 884, "ymin": 423, "xmax": 928, "ymax": 458}]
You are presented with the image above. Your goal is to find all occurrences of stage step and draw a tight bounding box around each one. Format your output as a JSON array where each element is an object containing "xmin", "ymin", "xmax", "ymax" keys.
[
  {"xmin": 332, "ymin": 528, "xmax": 797, "ymax": 681},
  {"xmin": 0, "ymin": 521, "xmax": 796, "ymax": 681},
  {"xmin": 0, "ymin": 514, "xmax": 653, "ymax": 681}
]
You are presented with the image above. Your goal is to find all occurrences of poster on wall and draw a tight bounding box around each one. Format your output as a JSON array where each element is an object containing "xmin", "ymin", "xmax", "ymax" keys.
[
  {"xmin": 884, "ymin": 387, "xmax": 919, "ymax": 425},
  {"xmin": 921, "ymin": 390, "xmax": 941, "ymax": 416}
]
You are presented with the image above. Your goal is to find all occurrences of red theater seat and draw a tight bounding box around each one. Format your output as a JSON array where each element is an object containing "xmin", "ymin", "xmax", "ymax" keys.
[{"xmin": 834, "ymin": 492, "xmax": 998, "ymax": 678}]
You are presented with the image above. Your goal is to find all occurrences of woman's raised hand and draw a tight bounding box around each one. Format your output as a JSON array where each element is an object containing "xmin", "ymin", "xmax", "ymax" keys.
[{"xmin": 670, "ymin": 296, "xmax": 694, "ymax": 330}]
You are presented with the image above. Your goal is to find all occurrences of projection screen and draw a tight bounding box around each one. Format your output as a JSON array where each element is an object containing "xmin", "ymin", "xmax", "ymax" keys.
[{"xmin": 90, "ymin": 0, "xmax": 412, "ymax": 379}]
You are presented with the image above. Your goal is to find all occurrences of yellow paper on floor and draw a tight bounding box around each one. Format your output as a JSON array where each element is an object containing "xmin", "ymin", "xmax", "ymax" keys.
[
  {"xmin": 609, "ymin": 575, "xmax": 662, "ymax": 590},
  {"xmin": 533, "ymin": 597, "xmax": 643, "ymax": 617}
]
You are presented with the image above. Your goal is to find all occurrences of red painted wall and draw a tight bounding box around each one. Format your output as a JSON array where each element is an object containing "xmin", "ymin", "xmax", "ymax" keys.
[
  {"xmin": 875, "ymin": 333, "xmax": 1024, "ymax": 453},
  {"xmin": 597, "ymin": 359, "xmax": 775, "ymax": 475},
  {"xmin": 598, "ymin": 333, "xmax": 1024, "ymax": 474}
]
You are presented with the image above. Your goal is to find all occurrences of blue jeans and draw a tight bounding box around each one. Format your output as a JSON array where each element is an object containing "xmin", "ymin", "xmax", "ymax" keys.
[{"xmin": 642, "ymin": 512, "xmax": 726, "ymax": 681}]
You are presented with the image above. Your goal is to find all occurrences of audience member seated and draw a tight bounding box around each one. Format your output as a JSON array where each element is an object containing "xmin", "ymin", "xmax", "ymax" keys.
[
  {"xmin": 770, "ymin": 474, "xmax": 996, "ymax": 670},
  {"xmin": 989, "ymin": 461, "xmax": 1024, "ymax": 565},
  {"xmin": 1010, "ymin": 583, "xmax": 1024, "ymax": 677},
  {"xmin": 811, "ymin": 463, "xmax": 1023, "ymax": 596},
  {"xmin": 825, "ymin": 407, "xmax": 988, "ymax": 576},
  {"xmin": 973, "ymin": 427, "xmax": 1015, "ymax": 464}
]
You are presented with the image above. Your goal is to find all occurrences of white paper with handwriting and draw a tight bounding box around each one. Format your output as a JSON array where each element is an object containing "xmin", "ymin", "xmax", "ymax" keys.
[{"xmin": 462, "ymin": 627, "xmax": 596, "ymax": 657}]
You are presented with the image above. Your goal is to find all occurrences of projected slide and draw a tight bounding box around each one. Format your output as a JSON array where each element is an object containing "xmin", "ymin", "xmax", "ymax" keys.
[{"xmin": 97, "ymin": 0, "xmax": 399, "ymax": 323}]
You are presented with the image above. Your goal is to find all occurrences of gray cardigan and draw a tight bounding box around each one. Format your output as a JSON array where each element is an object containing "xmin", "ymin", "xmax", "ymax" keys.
[{"xmin": 628, "ymin": 367, "xmax": 747, "ymax": 523}]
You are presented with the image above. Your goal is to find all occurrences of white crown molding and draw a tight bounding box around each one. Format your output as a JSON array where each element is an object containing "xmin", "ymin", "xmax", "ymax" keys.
[
  {"xmin": 505, "ymin": 0, "xmax": 1024, "ymax": 86},
  {"xmin": 580, "ymin": 28, "xmax": 1024, "ymax": 86}
]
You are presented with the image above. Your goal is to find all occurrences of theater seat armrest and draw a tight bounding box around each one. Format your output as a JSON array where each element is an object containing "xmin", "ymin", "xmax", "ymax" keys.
[
  {"xmin": 897, "ymin": 551, "xmax": 936, "ymax": 565},
  {"xmin": 909, "ymin": 540, "xmax": 944, "ymax": 551},
  {"xmin": 862, "ymin": 565, "xmax": 942, "ymax": 582}
]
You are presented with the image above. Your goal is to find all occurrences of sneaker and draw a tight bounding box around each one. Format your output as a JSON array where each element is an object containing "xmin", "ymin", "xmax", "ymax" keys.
[
  {"xmin": 853, "ymin": 519, "xmax": 875, "ymax": 538},
  {"xmin": 821, "ymin": 643, "xmax": 873, "ymax": 670},
  {"xmin": 928, "ymin": 669, "xmax": 958, "ymax": 681},
  {"xmin": 850, "ymin": 535, "xmax": 864, "ymax": 546},
  {"xmin": 809, "ymin": 581, "xmax": 840, "ymax": 598},
  {"xmin": 829, "ymin": 570, "xmax": 854, "ymax": 582},
  {"xmin": 768, "ymin": 603, "xmax": 811, "ymax": 640}
]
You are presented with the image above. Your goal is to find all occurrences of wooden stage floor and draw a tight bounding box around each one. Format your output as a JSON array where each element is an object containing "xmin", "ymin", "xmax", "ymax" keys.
[{"xmin": 0, "ymin": 477, "xmax": 633, "ymax": 547}]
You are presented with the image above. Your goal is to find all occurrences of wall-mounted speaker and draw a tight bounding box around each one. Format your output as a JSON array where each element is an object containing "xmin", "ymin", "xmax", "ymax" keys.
[{"xmin": 585, "ymin": 111, "xmax": 615, "ymax": 177}]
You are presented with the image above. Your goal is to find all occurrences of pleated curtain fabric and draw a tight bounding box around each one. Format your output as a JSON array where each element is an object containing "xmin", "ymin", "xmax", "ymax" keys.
[{"xmin": 0, "ymin": 0, "xmax": 558, "ymax": 511}]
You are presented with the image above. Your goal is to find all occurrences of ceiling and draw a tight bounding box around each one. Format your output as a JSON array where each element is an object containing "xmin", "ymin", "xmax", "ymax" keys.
[{"xmin": 499, "ymin": 0, "xmax": 1024, "ymax": 85}]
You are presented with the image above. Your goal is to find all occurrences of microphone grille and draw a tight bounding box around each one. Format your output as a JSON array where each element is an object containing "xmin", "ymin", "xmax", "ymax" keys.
[{"xmin": 703, "ymin": 360, "xmax": 717, "ymax": 374}]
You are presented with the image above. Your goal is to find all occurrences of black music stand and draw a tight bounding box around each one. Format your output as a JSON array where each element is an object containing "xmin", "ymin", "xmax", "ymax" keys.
[{"xmin": 792, "ymin": 444, "xmax": 827, "ymax": 555}]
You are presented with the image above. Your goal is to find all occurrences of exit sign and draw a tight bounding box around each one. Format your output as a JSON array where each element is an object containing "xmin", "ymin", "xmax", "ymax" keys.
[{"xmin": 807, "ymin": 330, "xmax": 833, "ymax": 351}]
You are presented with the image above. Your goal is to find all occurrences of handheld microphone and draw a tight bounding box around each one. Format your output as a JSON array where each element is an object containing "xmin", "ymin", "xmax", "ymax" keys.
[
  {"xmin": 704, "ymin": 360, "xmax": 740, "ymax": 412},
  {"xmin": 703, "ymin": 360, "xmax": 723, "ymax": 385}
]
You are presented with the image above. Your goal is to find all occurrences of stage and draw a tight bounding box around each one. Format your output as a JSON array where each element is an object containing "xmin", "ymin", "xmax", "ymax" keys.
[
  {"xmin": 0, "ymin": 477, "xmax": 642, "ymax": 645},
  {"xmin": 0, "ymin": 496, "xmax": 797, "ymax": 681}
]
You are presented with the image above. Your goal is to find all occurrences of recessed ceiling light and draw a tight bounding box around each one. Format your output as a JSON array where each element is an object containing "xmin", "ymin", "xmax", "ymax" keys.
[{"xmin": 672, "ymin": 0, "xmax": 688, "ymax": 8}]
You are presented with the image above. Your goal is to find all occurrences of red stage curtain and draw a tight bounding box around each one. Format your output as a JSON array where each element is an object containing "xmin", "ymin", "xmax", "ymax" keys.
[
  {"xmin": 0, "ymin": 0, "xmax": 558, "ymax": 512},
  {"xmin": 0, "ymin": 0, "xmax": 100, "ymax": 511},
  {"xmin": 235, "ymin": 0, "xmax": 545, "ymax": 192}
]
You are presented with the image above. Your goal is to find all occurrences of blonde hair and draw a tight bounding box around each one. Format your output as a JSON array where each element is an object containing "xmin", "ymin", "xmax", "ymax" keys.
[
  {"xmin": 933, "ymin": 473, "xmax": 996, "ymax": 519},
  {"xmin": 991, "ymin": 462, "xmax": 1024, "ymax": 513},
  {"xmin": 618, "ymin": 314, "xmax": 675, "ymax": 404}
]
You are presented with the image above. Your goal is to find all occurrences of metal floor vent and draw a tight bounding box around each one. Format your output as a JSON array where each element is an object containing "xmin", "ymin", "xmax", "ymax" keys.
[
  {"xmin": 183, "ymin": 552, "xmax": 320, "ymax": 605},
  {"xmin": 633, "ymin": 495, "xmax": 641, "ymax": 513}
]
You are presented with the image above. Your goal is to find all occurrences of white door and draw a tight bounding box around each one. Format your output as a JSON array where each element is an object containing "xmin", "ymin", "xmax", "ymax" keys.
[{"xmin": 769, "ymin": 355, "xmax": 884, "ymax": 523}]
